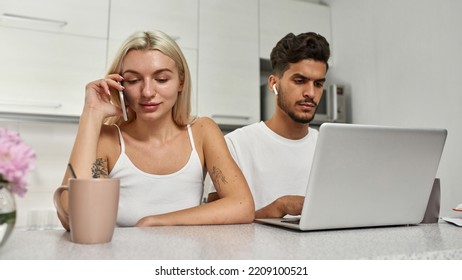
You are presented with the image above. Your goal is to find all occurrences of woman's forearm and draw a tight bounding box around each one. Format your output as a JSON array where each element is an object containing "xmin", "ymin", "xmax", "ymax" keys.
[
  {"xmin": 136, "ymin": 195, "xmax": 255, "ymax": 227},
  {"xmin": 65, "ymin": 109, "xmax": 106, "ymax": 181}
]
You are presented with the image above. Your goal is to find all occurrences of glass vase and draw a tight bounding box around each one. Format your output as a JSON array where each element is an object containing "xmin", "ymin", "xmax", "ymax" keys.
[{"xmin": 0, "ymin": 183, "xmax": 16, "ymax": 248}]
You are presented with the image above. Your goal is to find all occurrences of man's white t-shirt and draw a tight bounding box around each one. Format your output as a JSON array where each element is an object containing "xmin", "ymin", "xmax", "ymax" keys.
[{"xmin": 214, "ymin": 121, "xmax": 318, "ymax": 210}]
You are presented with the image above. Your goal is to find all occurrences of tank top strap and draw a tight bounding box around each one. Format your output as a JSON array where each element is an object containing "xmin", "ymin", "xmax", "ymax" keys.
[
  {"xmin": 113, "ymin": 124, "xmax": 126, "ymax": 153},
  {"xmin": 186, "ymin": 124, "xmax": 196, "ymax": 152}
]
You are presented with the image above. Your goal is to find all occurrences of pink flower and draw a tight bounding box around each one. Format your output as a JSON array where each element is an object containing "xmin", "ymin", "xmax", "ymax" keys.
[{"xmin": 0, "ymin": 127, "xmax": 36, "ymax": 197}]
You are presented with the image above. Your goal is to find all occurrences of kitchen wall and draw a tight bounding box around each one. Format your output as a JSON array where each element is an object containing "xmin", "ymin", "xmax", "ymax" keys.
[{"xmin": 324, "ymin": 0, "xmax": 462, "ymax": 217}]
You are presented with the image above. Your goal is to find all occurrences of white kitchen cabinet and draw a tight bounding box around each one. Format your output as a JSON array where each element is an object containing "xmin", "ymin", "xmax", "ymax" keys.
[
  {"xmin": 259, "ymin": 0, "xmax": 332, "ymax": 60},
  {"xmin": 0, "ymin": 0, "xmax": 331, "ymax": 122},
  {"xmin": 197, "ymin": 0, "xmax": 260, "ymax": 126},
  {"xmin": 108, "ymin": 0, "xmax": 198, "ymax": 51},
  {"xmin": 107, "ymin": 0, "xmax": 199, "ymax": 116},
  {"xmin": 0, "ymin": 0, "xmax": 108, "ymax": 37},
  {"xmin": 0, "ymin": 0, "xmax": 109, "ymax": 118}
]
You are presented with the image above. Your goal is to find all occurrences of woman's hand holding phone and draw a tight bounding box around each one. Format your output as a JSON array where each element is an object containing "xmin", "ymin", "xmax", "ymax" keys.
[{"xmin": 84, "ymin": 74, "xmax": 126, "ymax": 120}]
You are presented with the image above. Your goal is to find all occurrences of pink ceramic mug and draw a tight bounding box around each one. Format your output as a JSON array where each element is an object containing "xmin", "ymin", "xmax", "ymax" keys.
[{"xmin": 54, "ymin": 178, "xmax": 120, "ymax": 244}]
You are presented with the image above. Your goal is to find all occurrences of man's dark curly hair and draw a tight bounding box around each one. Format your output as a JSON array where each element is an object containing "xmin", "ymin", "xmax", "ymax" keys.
[{"xmin": 270, "ymin": 32, "xmax": 330, "ymax": 77}]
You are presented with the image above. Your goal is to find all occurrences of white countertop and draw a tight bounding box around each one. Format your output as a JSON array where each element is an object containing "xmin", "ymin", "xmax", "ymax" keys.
[{"xmin": 1, "ymin": 221, "xmax": 461, "ymax": 260}]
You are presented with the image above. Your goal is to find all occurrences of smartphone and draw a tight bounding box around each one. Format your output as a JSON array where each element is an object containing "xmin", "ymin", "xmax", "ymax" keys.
[{"xmin": 118, "ymin": 85, "xmax": 128, "ymax": 121}]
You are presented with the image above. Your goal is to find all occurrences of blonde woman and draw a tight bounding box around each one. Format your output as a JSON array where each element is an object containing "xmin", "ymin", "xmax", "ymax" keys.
[{"xmin": 56, "ymin": 30, "xmax": 254, "ymax": 228}]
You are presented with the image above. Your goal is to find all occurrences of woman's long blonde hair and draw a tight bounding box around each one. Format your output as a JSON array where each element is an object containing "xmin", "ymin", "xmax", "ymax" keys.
[{"xmin": 105, "ymin": 30, "xmax": 193, "ymax": 127}]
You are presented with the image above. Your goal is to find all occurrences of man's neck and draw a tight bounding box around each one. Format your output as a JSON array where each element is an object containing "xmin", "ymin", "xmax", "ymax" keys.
[{"xmin": 264, "ymin": 115, "xmax": 309, "ymax": 140}]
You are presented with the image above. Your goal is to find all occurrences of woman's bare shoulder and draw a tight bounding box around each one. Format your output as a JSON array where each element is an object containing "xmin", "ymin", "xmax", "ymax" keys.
[
  {"xmin": 190, "ymin": 117, "xmax": 225, "ymax": 147},
  {"xmin": 98, "ymin": 124, "xmax": 121, "ymax": 149},
  {"xmin": 97, "ymin": 124, "xmax": 121, "ymax": 161},
  {"xmin": 191, "ymin": 116, "xmax": 218, "ymax": 126},
  {"xmin": 190, "ymin": 117, "xmax": 221, "ymax": 133},
  {"xmin": 100, "ymin": 124, "xmax": 119, "ymax": 138}
]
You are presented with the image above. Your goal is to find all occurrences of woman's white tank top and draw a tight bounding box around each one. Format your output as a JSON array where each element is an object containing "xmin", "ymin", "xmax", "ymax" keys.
[{"xmin": 109, "ymin": 125, "xmax": 204, "ymax": 227}]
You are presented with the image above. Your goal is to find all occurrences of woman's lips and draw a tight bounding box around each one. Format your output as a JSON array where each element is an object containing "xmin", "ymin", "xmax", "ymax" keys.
[{"xmin": 140, "ymin": 102, "xmax": 160, "ymax": 111}]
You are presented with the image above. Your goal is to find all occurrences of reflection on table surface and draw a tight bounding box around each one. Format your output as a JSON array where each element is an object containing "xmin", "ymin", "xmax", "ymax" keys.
[{"xmin": 1, "ymin": 221, "xmax": 461, "ymax": 260}]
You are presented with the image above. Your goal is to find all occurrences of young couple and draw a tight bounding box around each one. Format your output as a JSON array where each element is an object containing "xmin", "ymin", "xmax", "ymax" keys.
[{"xmin": 55, "ymin": 29, "xmax": 330, "ymax": 229}]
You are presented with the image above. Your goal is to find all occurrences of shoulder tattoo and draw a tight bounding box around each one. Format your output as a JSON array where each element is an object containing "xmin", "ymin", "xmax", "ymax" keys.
[
  {"xmin": 92, "ymin": 158, "xmax": 109, "ymax": 178},
  {"xmin": 211, "ymin": 166, "xmax": 228, "ymax": 190}
]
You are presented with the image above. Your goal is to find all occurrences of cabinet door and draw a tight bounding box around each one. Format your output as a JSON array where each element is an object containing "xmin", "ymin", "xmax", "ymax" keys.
[
  {"xmin": 108, "ymin": 0, "xmax": 198, "ymax": 51},
  {"xmin": 259, "ymin": 0, "xmax": 332, "ymax": 60},
  {"xmin": 0, "ymin": 0, "xmax": 109, "ymax": 118},
  {"xmin": 0, "ymin": 28, "xmax": 107, "ymax": 117},
  {"xmin": 198, "ymin": 0, "xmax": 260, "ymax": 126},
  {"xmin": 0, "ymin": 0, "xmax": 108, "ymax": 38},
  {"xmin": 107, "ymin": 0, "xmax": 199, "ymax": 116}
]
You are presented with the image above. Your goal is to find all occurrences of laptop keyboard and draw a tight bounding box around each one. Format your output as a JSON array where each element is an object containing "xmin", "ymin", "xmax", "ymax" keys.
[{"xmin": 281, "ymin": 218, "xmax": 301, "ymax": 224}]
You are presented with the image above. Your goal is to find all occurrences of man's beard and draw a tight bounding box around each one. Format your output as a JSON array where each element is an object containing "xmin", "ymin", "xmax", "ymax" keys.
[{"xmin": 276, "ymin": 87, "xmax": 318, "ymax": 124}]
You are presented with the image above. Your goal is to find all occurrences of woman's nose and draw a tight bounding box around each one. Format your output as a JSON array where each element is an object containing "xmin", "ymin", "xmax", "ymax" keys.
[{"xmin": 141, "ymin": 80, "xmax": 156, "ymax": 98}]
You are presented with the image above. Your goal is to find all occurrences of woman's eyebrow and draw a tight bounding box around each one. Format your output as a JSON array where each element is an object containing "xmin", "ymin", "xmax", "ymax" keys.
[{"xmin": 121, "ymin": 68, "xmax": 174, "ymax": 76}]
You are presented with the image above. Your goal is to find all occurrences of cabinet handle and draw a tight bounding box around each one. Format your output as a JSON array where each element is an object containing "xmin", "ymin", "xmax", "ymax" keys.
[
  {"xmin": 0, "ymin": 13, "xmax": 68, "ymax": 27},
  {"xmin": 211, "ymin": 114, "xmax": 250, "ymax": 121},
  {"xmin": 0, "ymin": 100, "xmax": 62, "ymax": 109}
]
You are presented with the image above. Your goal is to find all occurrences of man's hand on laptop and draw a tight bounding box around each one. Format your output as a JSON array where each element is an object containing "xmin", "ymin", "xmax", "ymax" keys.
[{"xmin": 255, "ymin": 195, "xmax": 304, "ymax": 219}]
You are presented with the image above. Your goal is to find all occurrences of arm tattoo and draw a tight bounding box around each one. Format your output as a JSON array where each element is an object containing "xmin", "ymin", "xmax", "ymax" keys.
[
  {"xmin": 91, "ymin": 158, "xmax": 108, "ymax": 178},
  {"xmin": 210, "ymin": 166, "xmax": 228, "ymax": 190}
]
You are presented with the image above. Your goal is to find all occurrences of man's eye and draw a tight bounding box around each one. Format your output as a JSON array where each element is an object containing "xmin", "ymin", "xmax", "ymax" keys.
[
  {"xmin": 294, "ymin": 79, "xmax": 304, "ymax": 84},
  {"xmin": 315, "ymin": 82, "xmax": 324, "ymax": 88}
]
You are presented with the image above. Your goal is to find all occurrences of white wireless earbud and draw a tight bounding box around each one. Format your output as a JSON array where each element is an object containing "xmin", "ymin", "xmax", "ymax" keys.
[{"xmin": 272, "ymin": 84, "xmax": 279, "ymax": 96}]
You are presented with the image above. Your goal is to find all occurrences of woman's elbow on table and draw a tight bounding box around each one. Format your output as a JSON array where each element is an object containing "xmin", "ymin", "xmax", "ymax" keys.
[
  {"xmin": 242, "ymin": 200, "xmax": 256, "ymax": 224},
  {"xmin": 231, "ymin": 195, "xmax": 255, "ymax": 224}
]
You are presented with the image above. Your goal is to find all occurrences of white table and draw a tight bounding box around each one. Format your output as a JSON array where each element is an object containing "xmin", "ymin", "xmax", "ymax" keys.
[{"xmin": 1, "ymin": 221, "xmax": 461, "ymax": 260}]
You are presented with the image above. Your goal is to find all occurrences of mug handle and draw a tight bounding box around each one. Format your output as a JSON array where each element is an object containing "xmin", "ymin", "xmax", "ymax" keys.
[{"xmin": 53, "ymin": 185, "xmax": 70, "ymax": 231}]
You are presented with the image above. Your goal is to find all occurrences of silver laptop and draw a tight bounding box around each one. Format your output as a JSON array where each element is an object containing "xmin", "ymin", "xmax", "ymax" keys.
[{"xmin": 256, "ymin": 123, "xmax": 447, "ymax": 231}]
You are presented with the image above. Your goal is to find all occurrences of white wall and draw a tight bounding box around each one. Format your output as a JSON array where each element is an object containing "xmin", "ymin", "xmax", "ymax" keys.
[
  {"xmin": 0, "ymin": 119, "xmax": 77, "ymax": 229},
  {"xmin": 325, "ymin": 0, "xmax": 462, "ymax": 216}
]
